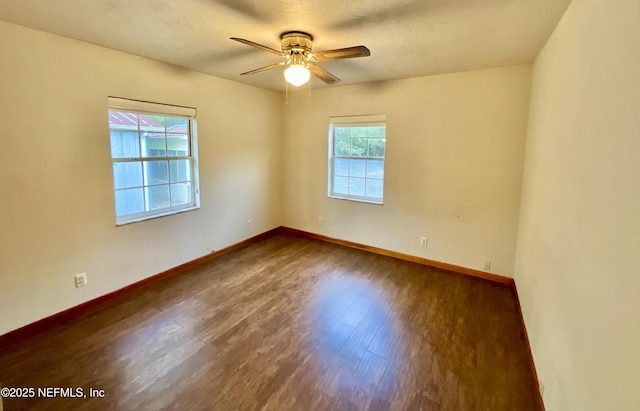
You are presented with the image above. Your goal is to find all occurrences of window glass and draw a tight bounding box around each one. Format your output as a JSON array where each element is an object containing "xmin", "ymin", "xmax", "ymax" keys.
[
  {"xmin": 108, "ymin": 98, "xmax": 199, "ymax": 224},
  {"xmin": 328, "ymin": 116, "xmax": 386, "ymax": 204}
]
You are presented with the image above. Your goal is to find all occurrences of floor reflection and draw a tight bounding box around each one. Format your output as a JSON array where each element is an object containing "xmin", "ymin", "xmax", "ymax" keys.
[
  {"xmin": 304, "ymin": 271, "xmax": 407, "ymax": 401},
  {"xmin": 113, "ymin": 302, "xmax": 204, "ymax": 405}
]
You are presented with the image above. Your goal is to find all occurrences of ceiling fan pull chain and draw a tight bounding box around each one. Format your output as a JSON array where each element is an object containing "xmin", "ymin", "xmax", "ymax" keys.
[
  {"xmin": 285, "ymin": 78, "xmax": 289, "ymax": 105},
  {"xmin": 307, "ymin": 80, "xmax": 311, "ymax": 110}
]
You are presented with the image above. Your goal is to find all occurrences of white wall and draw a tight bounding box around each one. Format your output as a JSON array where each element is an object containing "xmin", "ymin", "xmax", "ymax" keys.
[
  {"xmin": 514, "ymin": 0, "xmax": 640, "ymax": 409},
  {"xmin": 0, "ymin": 22, "xmax": 282, "ymax": 335},
  {"xmin": 282, "ymin": 66, "xmax": 531, "ymax": 276}
]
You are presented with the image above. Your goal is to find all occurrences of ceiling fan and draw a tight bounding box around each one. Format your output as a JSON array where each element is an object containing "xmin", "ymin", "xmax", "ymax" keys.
[{"xmin": 230, "ymin": 31, "xmax": 370, "ymax": 87}]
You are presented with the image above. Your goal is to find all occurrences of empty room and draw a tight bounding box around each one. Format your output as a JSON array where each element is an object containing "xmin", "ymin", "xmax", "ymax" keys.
[{"xmin": 0, "ymin": 0, "xmax": 638, "ymax": 410}]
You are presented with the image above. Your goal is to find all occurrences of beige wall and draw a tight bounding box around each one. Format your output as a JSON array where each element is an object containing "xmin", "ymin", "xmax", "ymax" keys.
[
  {"xmin": 0, "ymin": 22, "xmax": 282, "ymax": 335},
  {"xmin": 515, "ymin": 0, "xmax": 640, "ymax": 409},
  {"xmin": 282, "ymin": 66, "xmax": 531, "ymax": 276}
]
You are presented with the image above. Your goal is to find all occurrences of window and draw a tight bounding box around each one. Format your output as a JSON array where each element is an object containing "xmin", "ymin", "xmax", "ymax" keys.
[
  {"xmin": 328, "ymin": 115, "xmax": 386, "ymax": 204},
  {"xmin": 108, "ymin": 97, "xmax": 199, "ymax": 225}
]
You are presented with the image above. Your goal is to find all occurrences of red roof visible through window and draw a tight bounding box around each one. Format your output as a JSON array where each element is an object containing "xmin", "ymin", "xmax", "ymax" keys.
[
  {"xmin": 167, "ymin": 125, "xmax": 188, "ymax": 134},
  {"xmin": 108, "ymin": 112, "xmax": 162, "ymax": 128}
]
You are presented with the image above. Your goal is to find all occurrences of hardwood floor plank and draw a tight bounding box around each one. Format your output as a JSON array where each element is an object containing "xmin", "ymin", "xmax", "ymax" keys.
[{"xmin": 0, "ymin": 234, "xmax": 540, "ymax": 410}]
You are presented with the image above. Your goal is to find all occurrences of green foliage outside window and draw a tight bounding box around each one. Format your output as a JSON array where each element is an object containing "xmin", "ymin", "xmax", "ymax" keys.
[{"xmin": 334, "ymin": 126, "xmax": 385, "ymax": 157}]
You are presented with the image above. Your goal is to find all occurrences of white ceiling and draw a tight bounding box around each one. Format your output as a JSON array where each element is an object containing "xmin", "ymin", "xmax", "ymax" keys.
[{"xmin": 0, "ymin": 0, "xmax": 571, "ymax": 91}]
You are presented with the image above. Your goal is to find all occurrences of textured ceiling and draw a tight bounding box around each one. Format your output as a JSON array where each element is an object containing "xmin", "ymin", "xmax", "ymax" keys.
[{"xmin": 0, "ymin": 0, "xmax": 571, "ymax": 91}]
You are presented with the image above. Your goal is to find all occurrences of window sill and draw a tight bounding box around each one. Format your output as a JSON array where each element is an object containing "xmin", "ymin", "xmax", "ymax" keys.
[
  {"xmin": 116, "ymin": 205, "xmax": 200, "ymax": 226},
  {"xmin": 328, "ymin": 194, "xmax": 383, "ymax": 205}
]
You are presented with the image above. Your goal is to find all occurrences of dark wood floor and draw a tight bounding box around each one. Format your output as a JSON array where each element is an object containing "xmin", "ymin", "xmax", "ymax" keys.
[{"xmin": 0, "ymin": 234, "xmax": 540, "ymax": 410}]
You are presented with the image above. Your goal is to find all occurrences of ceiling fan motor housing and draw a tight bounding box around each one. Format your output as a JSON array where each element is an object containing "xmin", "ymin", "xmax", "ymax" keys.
[{"xmin": 281, "ymin": 31, "xmax": 313, "ymax": 55}]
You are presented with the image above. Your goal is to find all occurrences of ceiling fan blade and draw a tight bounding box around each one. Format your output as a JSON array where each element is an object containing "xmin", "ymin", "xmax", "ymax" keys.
[
  {"xmin": 230, "ymin": 37, "xmax": 286, "ymax": 57},
  {"xmin": 310, "ymin": 46, "xmax": 370, "ymax": 62},
  {"xmin": 240, "ymin": 62, "xmax": 286, "ymax": 76},
  {"xmin": 307, "ymin": 64, "xmax": 340, "ymax": 85}
]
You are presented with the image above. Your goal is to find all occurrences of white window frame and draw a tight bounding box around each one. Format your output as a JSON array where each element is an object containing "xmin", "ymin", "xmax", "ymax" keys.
[
  {"xmin": 108, "ymin": 97, "xmax": 200, "ymax": 225},
  {"xmin": 328, "ymin": 114, "xmax": 386, "ymax": 204}
]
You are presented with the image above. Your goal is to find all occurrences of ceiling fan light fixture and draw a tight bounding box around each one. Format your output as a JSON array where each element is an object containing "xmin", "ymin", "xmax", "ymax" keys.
[{"xmin": 284, "ymin": 64, "xmax": 310, "ymax": 87}]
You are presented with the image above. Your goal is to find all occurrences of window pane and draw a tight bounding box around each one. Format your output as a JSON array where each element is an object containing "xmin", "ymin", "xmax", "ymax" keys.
[
  {"xmin": 115, "ymin": 188, "xmax": 144, "ymax": 217},
  {"xmin": 110, "ymin": 131, "xmax": 140, "ymax": 158},
  {"xmin": 171, "ymin": 183, "xmax": 192, "ymax": 206},
  {"xmin": 329, "ymin": 118, "xmax": 385, "ymax": 203},
  {"xmin": 367, "ymin": 138, "xmax": 386, "ymax": 158},
  {"xmin": 351, "ymin": 137, "xmax": 367, "ymax": 156},
  {"xmin": 109, "ymin": 111, "xmax": 138, "ymax": 128},
  {"xmin": 143, "ymin": 160, "xmax": 169, "ymax": 185},
  {"xmin": 369, "ymin": 127, "xmax": 385, "ymax": 137},
  {"xmin": 334, "ymin": 135, "xmax": 350, "ymax": 156},
  {"xmin": 145, "ymin": 185, "xmax": 170, "ymax": 211},
  {"xmin": 333, "ymin": 176, "xmax": 349, "ymax": 195},
  {"xmin": 139, "ymin": 114, "xmax": 164, "ymax": 133},
  {"xmin": 366, "ymin": 160, "xmax": 384, "ymax": 178},
  {"xmin": 349, "ymin": 159, "xmax": 366, "ymax": 178},
  {"xmin": 166, "ymin": 116, "xmax": 189, "ymax": 134},
  {"xmin": 349, "ymin": 178, "xmax": 365, "ymax": 196},
  {"xmin": 170, "ymin": 160, "xmax": 191, "ymax": 183},
  {"xmin": 335, "ymin": 127, "xmax": 350, "ymax": 138},
  {"xmin": 142, "ymin": 133, "xmax": 166, "ymax": 157},
  {"xmin": 366, "ymin": 179, "xmax": 384, "ymax": 199},
  {"xmin": 334, "ymin": 158, "xmax": 349, "ymax": 177},
  {"xmin": 167, "ymin": 135, "xmax": 189, "ymax": 154},
  {"xmin": 113, "ymin": 162, "xmax": 142, "ymax": 189},
  {"xmin": 109, "ymin": 100, "xmax": 199, "ymax": 224}
]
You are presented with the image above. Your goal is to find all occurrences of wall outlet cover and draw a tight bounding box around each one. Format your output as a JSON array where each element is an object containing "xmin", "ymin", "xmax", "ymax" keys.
[{"xmin": 74, "ymin": 273, "xmax": 88, "ymax": 288}]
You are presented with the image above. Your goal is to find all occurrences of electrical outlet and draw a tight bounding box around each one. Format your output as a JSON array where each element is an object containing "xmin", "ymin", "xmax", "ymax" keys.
[
  {"xmin": 483, "ymin": 261, "xmax": 492, "ymax": 271},
  {"xmin": 318, "ymin": 217, "xmax": 324, "ymax": 225},
  {"xmin": 246, "ymin": 219, "xmax": 252, "ymax": 229},
  {"xmin": 420, "ymin": 237, "xmax": 428, "ymax": 247},
  {"xmin": 74, "ymin": 273, "xmax": 88, "ymax": 288}
]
